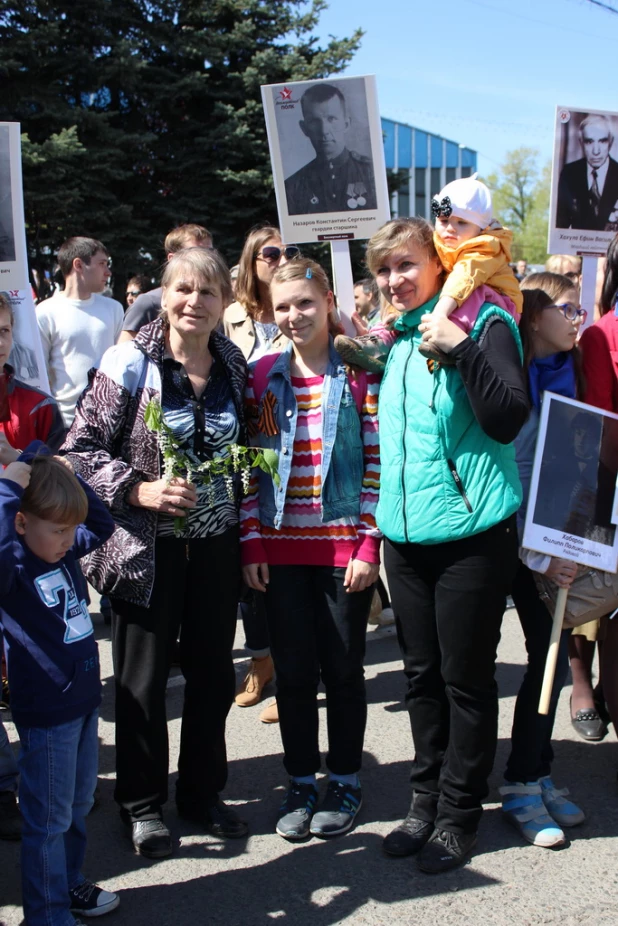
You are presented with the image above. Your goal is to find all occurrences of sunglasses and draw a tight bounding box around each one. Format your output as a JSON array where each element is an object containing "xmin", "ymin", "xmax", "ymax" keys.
[
  {"xmin": 257, "ymin": 245, "xmax": 300, "ymax": 263},
  {"xmin": 548, "ymin": 302, "xmax": 587, "ymax": 323},
  {"xmin": 126, "ymin": 290, "xmax": 141, "ymax": 298}
]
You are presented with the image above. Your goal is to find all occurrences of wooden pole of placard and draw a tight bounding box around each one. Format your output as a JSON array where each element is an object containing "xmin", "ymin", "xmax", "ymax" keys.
[
  {"xmin": 538, "ymin": 586, "xmax": 569, "ymax": 715},
  {"xmin": 330, "ymin": 239, "xmax": 357, "ymax": 336}
]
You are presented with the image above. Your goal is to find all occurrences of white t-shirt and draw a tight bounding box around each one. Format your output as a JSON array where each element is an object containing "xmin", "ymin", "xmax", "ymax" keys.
[{"xmin": 36, "ymin": 292, "xmax": 124, "ymax": 427}]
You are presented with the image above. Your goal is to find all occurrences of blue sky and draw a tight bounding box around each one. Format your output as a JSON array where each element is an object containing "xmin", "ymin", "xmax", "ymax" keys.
[{"xmin": 315, "ymin": 0, "xmax": 618, "ymax": 176}]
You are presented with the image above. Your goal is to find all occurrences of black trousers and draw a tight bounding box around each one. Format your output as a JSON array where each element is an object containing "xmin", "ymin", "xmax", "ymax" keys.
[
  {"xmin": 110, "ymin": 527, "xmax": 240, "ymax": 820},
  {"xmin": 505, "ymin": 561, "xmax": 571, "ymax": 783},
  {"xmin": 265, "ymin": 564, "xmax": 374, "ymax": 777},
  {"xmin": 385, "ymin": 516, "xmax": 519, "ymax": 834}
]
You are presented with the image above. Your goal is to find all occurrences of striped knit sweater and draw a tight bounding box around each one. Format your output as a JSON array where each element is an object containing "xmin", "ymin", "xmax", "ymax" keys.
[{"xmin": 241, "ymin": 371, "xmax": 381, "ymax": 567}]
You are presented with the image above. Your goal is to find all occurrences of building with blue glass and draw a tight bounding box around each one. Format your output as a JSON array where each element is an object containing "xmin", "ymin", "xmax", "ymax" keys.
[{"xmin": 382, "ymin": 118, "xmax": 477, "ymax": 220}]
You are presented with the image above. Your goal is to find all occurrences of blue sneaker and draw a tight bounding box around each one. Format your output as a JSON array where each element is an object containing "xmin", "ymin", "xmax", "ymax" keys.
[
  {"xmin": 500, "ymin": 781, "xmax": 565, "ymax": 848},
  {"xmin": 539, "ymin": 776, "xmax": 585, "ymax": 827},
  {"xmin": 276, "ymin": 781, "xmax": 318, "ymax": 840},
  {"xmin": 310, "ymin": 780, "xmax": 362, "ymax": 837}
]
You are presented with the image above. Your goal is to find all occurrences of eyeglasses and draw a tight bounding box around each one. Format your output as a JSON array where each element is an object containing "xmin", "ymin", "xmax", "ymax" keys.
[
  {"xmin": 549, "ymin": 302, "xmax": 588, "ymax": 323},
  {"xmin": 126, "ymin": 290, "xmax": 141, "ymax": 298},
  {"xmin": 257, "ymin": 245, "xmax": 301, "ymax": 263}
]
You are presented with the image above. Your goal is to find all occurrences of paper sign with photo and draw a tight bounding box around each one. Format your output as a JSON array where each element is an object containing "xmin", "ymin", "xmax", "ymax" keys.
[
  {"xmin": 0, "ymin": 123, "xmax": 48, "ymax": 392},
  {"xmin": 261, "ymin": 75, "xmax": 390, "ymax": 244},
  {"xmin": 548, "ymin": 105, "xmax": 618, "ymax": 258},
  {"xmin": 523, "ymin": 392, "xmax": 618, "ymax": 573}
]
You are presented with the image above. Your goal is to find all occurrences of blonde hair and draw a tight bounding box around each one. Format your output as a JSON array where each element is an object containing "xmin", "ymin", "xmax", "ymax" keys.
[
  {"xmin": 234, "ymin": 225, "xmax": 282, "ymax": 320},
  {"xmin": 366, "ymin": 218, "xmax": 439, "ymax": 276},
  {"xmin": 21, "ymin": 457, "xmax": 88, "ymax": 525},
  {"xmin": 164, "ymin": 224, "xmax": 212, "ymax": 254},
  {"xmin": 521, "ymin": 272, "xmax": 575, "ymax": 303},
  {"xmin": 270, "ymin": 258, "xmax": 342, "ymax": 336},
  {"xmin": 160, "ymin": 247, "xmax": 233, "ymax": 316},
  {"xmin": 545, "ymin": 254, "xmax": 582, "ymax": 275}
]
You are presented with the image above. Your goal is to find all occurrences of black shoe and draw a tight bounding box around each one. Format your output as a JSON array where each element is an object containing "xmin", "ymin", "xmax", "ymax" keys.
[
  {"xmin": 0, "ymin": 791, "xmax": 22, "ymax": 841},
  {"xmin": 570, "ymin": 700, "xmax": 608, "ymax": 742},
  {"xmin": 593, "ymin": 686, "xmax": 612, "ymax": 728},
  {"xmin": 178, "ymin": 799, "xmax": 249, "ymax": 838},
  {"xmin": 382, "ymin": 812, "xmax": 434, "ymax": 857},
  {"xmin": 417, "ymin": 828, "xmax": 477, "ymax": 874},
  {"xmin": 128, "ymin": 817, "xmax": 173, "ymax": 859}
]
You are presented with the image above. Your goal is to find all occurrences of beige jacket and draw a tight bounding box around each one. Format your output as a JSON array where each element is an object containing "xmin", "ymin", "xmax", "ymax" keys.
[{"xmin": 223, "ymin": 301, "xmax": 288, "ymax": 360}]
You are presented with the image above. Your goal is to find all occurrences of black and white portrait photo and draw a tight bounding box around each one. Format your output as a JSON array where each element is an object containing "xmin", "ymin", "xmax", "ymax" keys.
[
  {"xmin": 556, "ymin": 111, "xmax": 618, "ymax": 232},
  {"xmin": 0, "ymin": 125, "xmax": 16, "ymax": 263},
  {"xmin": 549, "ymin": 107, "xmax": 618, "ymax": 256},
  {"xmin": 261, "ymin": 75, "xmax": 390, "ymax": 244},
  {"xmin": 280, "ymin": 80, "xmax": 376, "ymax": 216},
  {"xmin": 524, "ymin": 393, "xmax": 618, "ymax": 572}
]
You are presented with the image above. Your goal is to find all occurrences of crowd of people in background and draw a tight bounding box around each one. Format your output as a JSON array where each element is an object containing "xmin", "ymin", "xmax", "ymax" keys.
[{"xmin": 2, "ymin": 174, "xmax": 618, "ymax": 924}]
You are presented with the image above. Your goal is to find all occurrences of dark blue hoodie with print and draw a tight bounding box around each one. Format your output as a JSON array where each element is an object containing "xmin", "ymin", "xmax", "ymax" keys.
[{"xmin": 0, "ymin": 442, "xmax": 115, "ymax": 727}]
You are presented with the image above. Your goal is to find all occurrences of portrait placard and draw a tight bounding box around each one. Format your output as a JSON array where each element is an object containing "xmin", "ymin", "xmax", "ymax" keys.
[
  {"xmin": 261, "ymin": 75, "xmax": 390, "ymax": 244},
  {"xmin": 548, "ymin": 105, "xmax": 618, "ymax": 257},
  {"xmin": 0, "ymin": 123, "xmax": 48, "ymax": 392},
  {"xmin": 523, "ymin": 392, "xmax": 618, "ymax": 573}
]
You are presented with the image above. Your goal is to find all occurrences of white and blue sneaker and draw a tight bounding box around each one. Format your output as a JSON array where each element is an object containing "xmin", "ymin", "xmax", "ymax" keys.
[
  {"xmin": 539, "ymin": 776, "xmax": 585, "ymax": 827},
  {"xmin": 310, "ymin": 781, "xmax": 362, "ymax": 837},
  {"xmin": 500, "ymin": 781, "xmax": 566, "ymax": 848},
  {"xmin": 69, "ymin": 880, "xmax": 120, "ymax": 917}
]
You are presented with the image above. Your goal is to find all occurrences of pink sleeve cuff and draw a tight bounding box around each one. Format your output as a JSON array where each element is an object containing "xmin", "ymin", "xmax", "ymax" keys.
[
  {"xmin": 352, "ymin": 534, "xmax": 382, "ymax": 564},
  {"xmin": 241, "ymin": 538, "xmax": 268, "ymax": 566}
]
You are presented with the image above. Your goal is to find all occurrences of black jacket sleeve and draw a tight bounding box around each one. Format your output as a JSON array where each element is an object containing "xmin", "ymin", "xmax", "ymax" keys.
[{"xmin": 447, "ymin": 318, "xmax": 530, "ymax": 444}]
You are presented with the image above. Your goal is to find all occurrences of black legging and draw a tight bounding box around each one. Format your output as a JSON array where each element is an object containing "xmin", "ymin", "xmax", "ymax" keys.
[{"xmin": 111, "ymin": 526, "xmax": 240, "ymax": 820}]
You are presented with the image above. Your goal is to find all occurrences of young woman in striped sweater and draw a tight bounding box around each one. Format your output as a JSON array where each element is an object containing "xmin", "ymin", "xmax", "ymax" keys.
[{"xmin": 241, "ymin": 258, "xmax": 381, "ymax": 840}]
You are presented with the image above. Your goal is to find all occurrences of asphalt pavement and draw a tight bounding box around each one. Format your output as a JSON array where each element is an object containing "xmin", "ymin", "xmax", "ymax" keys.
[{"xmin": 1, "ymin": 601, "xmax": 618, "ymax": 926}]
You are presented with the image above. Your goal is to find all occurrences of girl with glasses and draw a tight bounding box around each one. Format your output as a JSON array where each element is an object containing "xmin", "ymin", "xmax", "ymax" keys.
[
  {"xmin": 501, "ymin": 274, "xmax": 586, "ymax": 849},
  {"xmin": 223, "ymin": 226, "xmax": 300, "ymax": 722},
  {"xmin": 521, "ymin": 272, "xmax": 605, "ymax": 744}
]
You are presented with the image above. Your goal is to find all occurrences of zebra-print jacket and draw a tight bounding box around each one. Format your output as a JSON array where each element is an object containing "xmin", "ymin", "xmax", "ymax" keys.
[{"xmin": 63, "ymin": 318, "xmax": 248, "ymax": 607}]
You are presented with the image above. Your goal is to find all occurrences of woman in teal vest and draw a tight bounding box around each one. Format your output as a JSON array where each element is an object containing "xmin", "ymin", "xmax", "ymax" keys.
[{"xmin": 368, "ymin": 218, "xmax": 529, "ymax": 874}]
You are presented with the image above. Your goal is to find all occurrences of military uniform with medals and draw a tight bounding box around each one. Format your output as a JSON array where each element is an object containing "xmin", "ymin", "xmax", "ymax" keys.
[{"xmin": 285, "ymin": 148, "xmax": 377, "ymax": 216}]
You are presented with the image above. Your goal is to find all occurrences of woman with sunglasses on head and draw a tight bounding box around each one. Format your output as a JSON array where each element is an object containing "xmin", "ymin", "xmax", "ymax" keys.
[
  {"xmin": 577, "ymin": 234, "xmax": 618, "ymax": 752},
  {"xmin": 500, "ymin": 274, "xmax": 586, "ymax": 850},
  {"xmin": 223, "ymin": 226, "xmax": 300, "ymax": 721}
]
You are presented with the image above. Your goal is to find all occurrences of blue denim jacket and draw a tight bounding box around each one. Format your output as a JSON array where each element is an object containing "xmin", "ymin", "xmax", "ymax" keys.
[{"xmin": 253, "ymin": 339, "xmax": 364, "ymax": 529}]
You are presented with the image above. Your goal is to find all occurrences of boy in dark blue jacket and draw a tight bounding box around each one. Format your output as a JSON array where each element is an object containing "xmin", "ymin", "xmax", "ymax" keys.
[{"xmin": 0, "ymin": 442, "xmax": 118, "ymax": 925}]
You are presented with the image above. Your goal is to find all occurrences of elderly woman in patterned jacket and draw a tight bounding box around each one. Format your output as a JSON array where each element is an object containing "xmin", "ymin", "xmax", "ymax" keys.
[{"xmin": 64, "ymin": 248, "xmax": 249, "ymax": 859}]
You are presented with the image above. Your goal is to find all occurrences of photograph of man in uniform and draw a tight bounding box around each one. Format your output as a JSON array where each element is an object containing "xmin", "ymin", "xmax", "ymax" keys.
[
  {"xmin": 556, "ymin": 113, "xmax": 618, "ymax": 231},
  {"xmin": 0, "ymin": 126, "xmax": 16, "ymax": 262},
  {"xmin": 284, "ymin": 83, "xmax": 377, "ymax": 216},
  {"xmin": 534, "ymin": 405, "xmax": 616, "ymax": 546}
]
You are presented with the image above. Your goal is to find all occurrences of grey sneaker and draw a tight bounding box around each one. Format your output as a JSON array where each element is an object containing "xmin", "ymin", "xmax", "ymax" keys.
[
  {"xmin": 310, "ymin": 780, "xmax": 362, "ymax": 837},
  {"xmin": 0, "ymin": 790, "xmax": 22, "ymax": 841},
  {"xmin": 276, "ymin": 781, "xmax": 318, "ymax": 840}
]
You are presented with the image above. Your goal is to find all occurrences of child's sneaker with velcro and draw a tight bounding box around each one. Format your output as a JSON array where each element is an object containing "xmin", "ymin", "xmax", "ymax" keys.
[
  {"xmin": 539, "ymin": 776, "xmax": 585, "ymax": 827},
  {"xmin": 499, "ymin": 781, "xmax": 565, "ymax": 848}
]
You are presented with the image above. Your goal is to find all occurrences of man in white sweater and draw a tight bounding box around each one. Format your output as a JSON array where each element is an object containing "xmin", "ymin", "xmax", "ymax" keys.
[{"xmin": 36, "ymin": 237, "xmax": 124, "ymax": 429}]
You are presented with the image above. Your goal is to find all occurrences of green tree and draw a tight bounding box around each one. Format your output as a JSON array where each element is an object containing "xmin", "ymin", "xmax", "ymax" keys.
[
  {"xmin": 0, "ymin": 0, "xmax": 361, "ymax": 295},
  {"xmin": 485, "ymin": 147, "xmax": 551, "ymax": 264}
]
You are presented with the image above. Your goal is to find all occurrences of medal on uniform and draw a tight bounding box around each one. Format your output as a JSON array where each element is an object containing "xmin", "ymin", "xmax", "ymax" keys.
[
  {"xmin": 347, "ymin": 183, "xmax": 367, "ymax": 209},
  {"xmin": 310, "ymin": 194, "xmax": 319, "ymax": 205}
]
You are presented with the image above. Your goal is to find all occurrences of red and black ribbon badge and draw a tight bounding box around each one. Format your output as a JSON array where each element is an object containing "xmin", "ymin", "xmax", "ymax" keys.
[{"xmin": 258, "ymin": 390, "xmax": 280, "ymax": 437}]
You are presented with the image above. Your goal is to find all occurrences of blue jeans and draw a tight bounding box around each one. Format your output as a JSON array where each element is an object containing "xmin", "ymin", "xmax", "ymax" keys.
[
  {"xmin": 0, "ymin": 716, "xmax": 19, "ymax": 793},
  {"xmin": 16, "ymin": 710, "xmax": 99, "ymax": 926}
]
